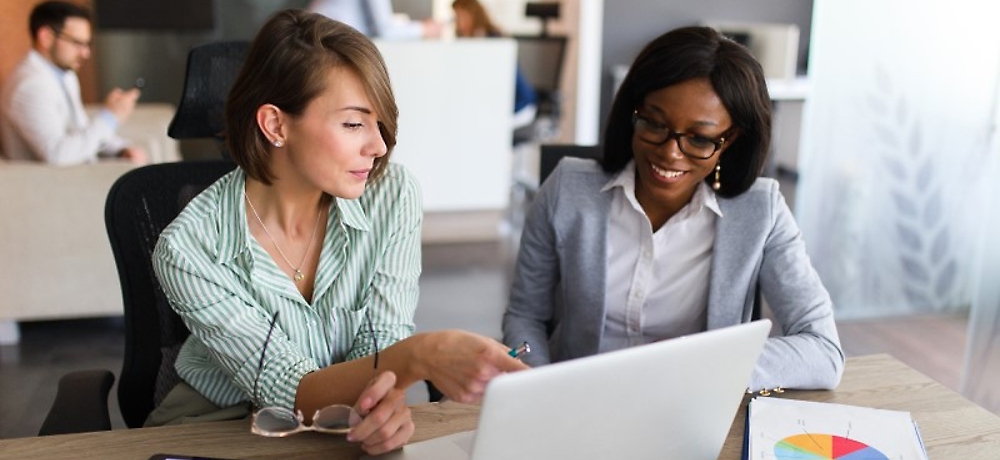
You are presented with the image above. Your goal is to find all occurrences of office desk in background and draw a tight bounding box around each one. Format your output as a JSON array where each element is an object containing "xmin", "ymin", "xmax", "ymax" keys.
[{"xmin": 2, "ymin": 355, "xmax": 998, "ymax": 459}]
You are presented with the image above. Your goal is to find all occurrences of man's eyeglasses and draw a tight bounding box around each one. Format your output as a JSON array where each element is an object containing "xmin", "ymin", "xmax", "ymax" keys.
[
  {"xmin": 631, "ymin": 111, "xmax": 727, "ymax": 160},
  {"xmin": 50, "ymin": 27, "xmax": 91, "ymax": 50},
  {"xmin": 250, "ymin": 310, "xmax": 380, "ymax": 437}
]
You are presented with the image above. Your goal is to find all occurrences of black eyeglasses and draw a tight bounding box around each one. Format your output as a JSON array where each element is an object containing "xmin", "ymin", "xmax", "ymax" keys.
[
  {"xmin": 250, "ymin": 310, "xmax": 380, "ymax": 437},
  {"xmin": 631, "ymin": 111, "xmax": 727, "ymax": 160},
  {"xmin": 50, "ymin": 27, "xmax": 91, "ymax": 49}
]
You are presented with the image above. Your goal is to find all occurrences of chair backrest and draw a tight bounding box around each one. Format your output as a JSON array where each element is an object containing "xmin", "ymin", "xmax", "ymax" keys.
[
  {"xmin": 167, "ymin": 41, "xmax": 249, "ymax": 143},
  {"xmin": 512, "ymin": 35, "xmax": 568, "ymax": 119},
  {"xmin": 105, "ymin": 160, "xmax": 236, "ymax": 428},
  {"xmin": 539, "ymin": 143, "xmax": 602, "ymax": 185}
]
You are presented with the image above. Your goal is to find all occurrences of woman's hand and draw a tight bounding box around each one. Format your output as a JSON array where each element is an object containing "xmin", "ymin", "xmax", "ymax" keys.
[
  {"xmin": 418, "ymin": 330, "xmax": 530, "ymax": 403},
  {"xmin": 347, "ymin": 371, "xmax": 414, "ymax": 455}
]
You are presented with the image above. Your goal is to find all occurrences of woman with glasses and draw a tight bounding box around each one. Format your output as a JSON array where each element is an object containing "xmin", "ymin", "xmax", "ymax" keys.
[
  {"xmin": 150, "ymin": 10, "xmax": 526, "ymax": 455},
  {"xmin": 503, "ymin": 26, "xmax": 844, "ymax": 392}
]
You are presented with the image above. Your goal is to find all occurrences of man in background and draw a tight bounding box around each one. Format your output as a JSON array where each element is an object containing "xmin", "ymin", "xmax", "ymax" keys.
[
  {"xmin": 308, "ymin": 0, "xmax": 443, "ymax": 39},
  {"xmin": 0, "ymin": 1, "xmax": 147, "ymax": 165}
]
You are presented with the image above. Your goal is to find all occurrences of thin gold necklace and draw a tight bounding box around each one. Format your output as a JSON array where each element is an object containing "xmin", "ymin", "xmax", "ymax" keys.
[{"xmin": 244, "ymin": 192, "xmax": 324, "ymax": 283}]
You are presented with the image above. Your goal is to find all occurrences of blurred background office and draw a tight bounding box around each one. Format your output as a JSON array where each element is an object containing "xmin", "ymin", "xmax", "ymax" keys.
[
  {"xmin": 308, "ymin": 0, "xmax": 444, "ymax": 39},
  {"xmin": 2, "ymin": 0, "xmax": 1000, "ymax": 438}
]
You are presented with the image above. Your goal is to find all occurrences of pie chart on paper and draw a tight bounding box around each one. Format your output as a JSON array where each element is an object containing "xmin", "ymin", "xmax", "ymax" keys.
[{"xmin": 773, "ymin": 434, "xmax": 889, "ymax": 459}]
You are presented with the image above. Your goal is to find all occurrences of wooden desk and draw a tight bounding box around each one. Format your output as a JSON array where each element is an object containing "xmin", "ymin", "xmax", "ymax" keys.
[
  {"xmin": 719, "ymin": 354, "xmax": 1000, "ymax": 460},
  {"xmin": 0, "ymin": 400, "xmax": 480, "ymax": 460},
  {"xmin": 3, "ymin": 355, "xmax": 998, "ymax": 459}
]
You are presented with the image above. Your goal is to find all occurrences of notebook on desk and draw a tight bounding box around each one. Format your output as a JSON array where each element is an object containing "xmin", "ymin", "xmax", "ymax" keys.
[{"xmin": 367, "ymin": 319, "xmax": 772, "ymax": 460}]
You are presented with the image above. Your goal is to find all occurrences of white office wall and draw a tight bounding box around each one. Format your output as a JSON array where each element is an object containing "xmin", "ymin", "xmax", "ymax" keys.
[{"xmin": 796, "ymin": 0, "xmax": 1000, "ymax": 318}]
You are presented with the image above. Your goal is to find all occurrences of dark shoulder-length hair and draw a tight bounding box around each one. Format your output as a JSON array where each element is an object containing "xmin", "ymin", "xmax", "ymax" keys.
[
  {"xmin": 225, "ymin": 9, "xmax": 398, "ymax": 185},
  {"xmin": 603, "ymin": 26, "xmax": 771, "ymax": 197}
]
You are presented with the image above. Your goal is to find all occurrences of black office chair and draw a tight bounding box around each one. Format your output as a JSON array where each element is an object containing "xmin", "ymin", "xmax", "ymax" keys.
[
  {"xmin": 39, "ymin": 41, "xmax": 247, "ymax": 436},
  {"xmin": 539, "ymin": 143, "xmax": 602, "ymax": 185},
  {"xmin": 109, "ymin": 161, "xmax": 238, "ymax": 428},
  {"xmin": 167, "ymin": 40, "xmax": 249, "ymax": 157},
  {"xmin": 39, "ymin": 161, "xmax": 236, "ymax": 435}
]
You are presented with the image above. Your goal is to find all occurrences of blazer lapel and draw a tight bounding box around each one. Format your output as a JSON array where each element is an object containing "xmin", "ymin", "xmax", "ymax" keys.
[
  {"xmin": 574, "ymin": 186, "xmax": 612, "ymax": 356},
  {"xmin": 707, "ymin": 197, "xmax": 759, "ymax": 329}
]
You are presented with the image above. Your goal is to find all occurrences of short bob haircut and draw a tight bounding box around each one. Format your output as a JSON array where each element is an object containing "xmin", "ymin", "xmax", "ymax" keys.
[
  {"xmin": 603, "ymin": 26, "xmax": 771, "ymax": 198},
  {"xmin": 225, "ymin": 9, "xmax": 398, "ymax": 185}
]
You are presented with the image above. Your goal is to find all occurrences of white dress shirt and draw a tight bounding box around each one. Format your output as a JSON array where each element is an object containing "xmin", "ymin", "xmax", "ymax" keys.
[
  {"xmin": 599, "ymin": 161, "xmax": 722, "ymax": 352},
  {"xmin": 0, "ymin": 50, "xmax": 126, "ymax": 164}
]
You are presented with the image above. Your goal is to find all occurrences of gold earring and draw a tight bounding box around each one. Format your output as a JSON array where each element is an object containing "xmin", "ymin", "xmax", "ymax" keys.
[{"xmin": 712, "ymin": 162, "xmax": 721, "ymax": 191}]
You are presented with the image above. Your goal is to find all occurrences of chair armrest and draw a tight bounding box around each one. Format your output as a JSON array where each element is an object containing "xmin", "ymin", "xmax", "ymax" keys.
[{"xmin": 39, "ymin": 369, "xmax": 115, "ymax": 436}]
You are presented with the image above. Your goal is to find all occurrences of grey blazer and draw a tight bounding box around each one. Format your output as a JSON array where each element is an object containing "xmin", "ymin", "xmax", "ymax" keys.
[{"xmin": 503, "ymin": 158, "xmax": 844, "ymax": 390}]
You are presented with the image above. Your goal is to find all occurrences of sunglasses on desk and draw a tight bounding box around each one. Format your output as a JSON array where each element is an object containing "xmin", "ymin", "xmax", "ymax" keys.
[{"xmin": 250, "ymin": 310, "xmax": 379, "ymax": 437}]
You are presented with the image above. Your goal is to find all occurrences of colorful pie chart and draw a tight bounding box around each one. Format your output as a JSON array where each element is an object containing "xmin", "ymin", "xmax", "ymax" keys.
[{"xmin": 774, "ymin": 434, "xmax": 889, "ymax": 459}]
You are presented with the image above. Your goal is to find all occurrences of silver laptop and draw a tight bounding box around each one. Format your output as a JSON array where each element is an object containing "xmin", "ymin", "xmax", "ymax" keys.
[{"xmin": 369, "ymin": 319, "xmax": 771, "ymax": 460}]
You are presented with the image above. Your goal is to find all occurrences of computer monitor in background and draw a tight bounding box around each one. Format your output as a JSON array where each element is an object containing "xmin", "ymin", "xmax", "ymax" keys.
[
  {"xmin": 703, "ymin": 21, "xmax": 801, "ymax": 80},
  {"xmin": 512, "ymin": 35, "xmax": 567, "ymax": 120},
  {"xmin": 95, "ymin": 0, "xmax": 215, "ymax": 30}
]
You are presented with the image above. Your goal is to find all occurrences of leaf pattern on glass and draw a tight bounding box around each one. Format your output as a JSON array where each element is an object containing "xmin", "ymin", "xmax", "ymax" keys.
[
  {"xmin": 871, "ymin": 64, "xmax": 959, "ymax": 309},
  {"xmin": 895, "ymin": 222, "xmax": 922, "ymax": 252},
  {"xmin": 891, "ymin": 191, "xmax": 918, "ymax": 219},
  {"xmin": 936, "ymin": 260, "xmax": 957, "ymax": 298}
]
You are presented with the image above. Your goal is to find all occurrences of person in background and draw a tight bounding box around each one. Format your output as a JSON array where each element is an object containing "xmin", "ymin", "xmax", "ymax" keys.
[
  {"xmin": 308, "ymin": 0, "xmax": 443, "ymax": 39},
  {"xmin": 503, "ymin": 26, "xmax": 844, "ymax": 392},
  {"xmin": 452, "ymin": 0, "xmax": 537, "ymax": 129},
  {"xmin": 0, "ymin": 1, "xmax": 147, "ymax": 165},
  {"xmin": 149, "ymin": 10, "xmax": 525, "ymax": 455}
]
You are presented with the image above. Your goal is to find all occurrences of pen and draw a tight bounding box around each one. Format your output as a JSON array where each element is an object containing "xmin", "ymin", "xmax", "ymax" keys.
[
  {"xmin": 508, "ymin": 341, "xmax": 530, "ymax": 359},
  {"xmin": 434, "ymin": 341, "xmax": 530, "ymax": 405}
]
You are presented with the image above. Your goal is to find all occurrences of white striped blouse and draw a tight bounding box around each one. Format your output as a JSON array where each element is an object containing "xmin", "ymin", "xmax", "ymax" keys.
[{"xmin": 153, "ymin": 163, "xmax": 422, "ymax": 410}]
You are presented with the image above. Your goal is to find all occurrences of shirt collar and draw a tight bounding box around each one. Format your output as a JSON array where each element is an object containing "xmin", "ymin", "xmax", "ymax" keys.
[
  {"xmin": 216, "ymin": 169, "xmax": 249, "ymax": 265},
  {"xmin": 29, "ymin": 50, "xmax": 71, "ymax": 82},
  {"xmin": 602, "ymin": 160, "xmax": 723, "ymax": 219},
  {"xmin": 332, "ymin": 196, "xmax": 371, "ymax": 232}
]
